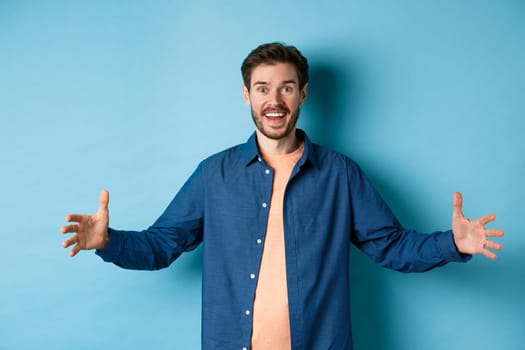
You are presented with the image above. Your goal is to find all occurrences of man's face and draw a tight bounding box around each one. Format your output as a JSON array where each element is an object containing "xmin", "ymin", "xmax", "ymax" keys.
[{"xmin": 243, "ymin": 62, "xmax": 308, "ymax": 141}]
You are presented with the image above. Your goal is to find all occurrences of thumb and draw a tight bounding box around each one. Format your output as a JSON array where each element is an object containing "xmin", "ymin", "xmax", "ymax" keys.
[
  {"xmin": 453, "ymin": 192, "xmax": 464, "ymax": 218},
  {"xmin": 99, "ymin": 189, "xmax": 109, "ymax": 211}
]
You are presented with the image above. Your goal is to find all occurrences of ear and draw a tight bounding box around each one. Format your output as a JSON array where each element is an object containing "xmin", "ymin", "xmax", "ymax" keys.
[
  {"xmin": 299, "ymin": 82, "xmax": 308, "ymax": 106},
  {"xmin": 242, "ymin": 84, "xmax": 251, "ymax": 106}
]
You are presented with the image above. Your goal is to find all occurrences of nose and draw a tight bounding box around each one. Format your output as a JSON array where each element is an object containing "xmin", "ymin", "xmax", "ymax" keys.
[{"xmin": 268, "ymin": 88, "xmax": 284, "ymax": 105}]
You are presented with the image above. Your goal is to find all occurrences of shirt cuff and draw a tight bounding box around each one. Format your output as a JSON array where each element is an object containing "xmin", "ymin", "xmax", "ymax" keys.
[
  {"xmin": 95, "ymin": 227, "xmax": 123, "ymax": 262},
  {"xmin": 437, "ymin": 230, "xmax": 471, "ymax": 263}
]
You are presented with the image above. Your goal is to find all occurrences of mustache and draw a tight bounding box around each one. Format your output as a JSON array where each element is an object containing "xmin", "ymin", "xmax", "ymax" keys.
[{"xmin": 262, "ymin": 105, "xmax": 290, "ymax": 114}]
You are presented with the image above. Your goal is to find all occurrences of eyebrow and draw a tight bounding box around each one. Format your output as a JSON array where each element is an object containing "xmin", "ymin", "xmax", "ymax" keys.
[{"xmin": 252, "ymin": 80, "xmax": 298, "ymax": 86}]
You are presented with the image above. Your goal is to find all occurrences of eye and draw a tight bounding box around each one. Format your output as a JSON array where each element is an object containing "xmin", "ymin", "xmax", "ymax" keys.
[
  {"xmin": 256, "ymin": 86, "xmax": 268, "ymax": 93},
  {"xmin": 281, "ymin": 86, "xmax": 294, "ymax": 94}
]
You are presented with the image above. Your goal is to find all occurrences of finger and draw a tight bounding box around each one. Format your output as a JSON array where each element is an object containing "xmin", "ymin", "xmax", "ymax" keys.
[
  {"xmin": 60, "ymin": 224, "xmax": 79, "ymax": 234},
  {"xmin": 478, "ymin": 213, "xmax": 496, "ymax": 226},
  {"xmin": 65, "ymin": 214, "xmax": 84, "ymax": 223},
  {"xmin": 482, "ymin": 248, "xmax": 497, "ymax": 260},
  {"xmin": 485, "ymin": 228, "xmax": 504, "ymax": 237},
  {"xmin": 69, "ymin": 244, "xmax": 81, "ymax": 257},
  {"xmin": 62, "ymin": 235, "xmax": 77, "ymax": 248},
  {"xmin": 453, "ymin": 192, "xmax": 464, "ymax": 218},
  {"xmin": 484, "ymin": 239, "xmax": 503, "ymax": 251},
  {"xmin": 99, "ymin": 189, "xmax": 109, "ymax": 211}
]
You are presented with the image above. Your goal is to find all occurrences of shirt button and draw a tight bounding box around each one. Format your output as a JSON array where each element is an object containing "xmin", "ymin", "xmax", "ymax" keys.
[
  {"xmin": 262, "ymin": 202, "xmax": 267, "ymax": 208},
  {"xmin": 265, "ymin": 169, "xmax": 270, "ymax": 174},
  {"xmin": 257, "ymin": 157, "xmax": 262, "ymax": 162},
  {"xmin": 250, "ymin": 273, "xmax": 256, "ymax": 279},
  {"xmin": 256, "ymin": 238, "xmax": 262, "ymax": 244},
  {"xmin": 242, "ymin": 347, "xmax": 248, "ymax": 350},
  {"xmin": 245, "ymin": 309, "xmax": 251, "ymax": 316}
]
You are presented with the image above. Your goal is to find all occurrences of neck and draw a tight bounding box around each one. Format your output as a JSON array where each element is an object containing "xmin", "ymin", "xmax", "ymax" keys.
[{"xmin": 256, "ymin": 128, "xmax": 300, "ymax": 155}]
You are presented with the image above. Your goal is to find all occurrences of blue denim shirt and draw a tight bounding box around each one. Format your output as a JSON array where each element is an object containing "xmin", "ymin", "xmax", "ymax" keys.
[{"xmin": 97, "ymin": 129, "xmax": 468, "ymax": 349}]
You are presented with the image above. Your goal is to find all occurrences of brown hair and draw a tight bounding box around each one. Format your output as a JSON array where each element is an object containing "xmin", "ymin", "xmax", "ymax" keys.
[{"xmin": 241, "ymin": 42, "xmax": 309, "ymax": 91}]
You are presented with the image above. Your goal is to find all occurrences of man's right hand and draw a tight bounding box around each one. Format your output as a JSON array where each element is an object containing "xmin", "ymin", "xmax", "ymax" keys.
[{"xmin": 61, "ymin": 190, "xmax": 110, "ymax": 257}]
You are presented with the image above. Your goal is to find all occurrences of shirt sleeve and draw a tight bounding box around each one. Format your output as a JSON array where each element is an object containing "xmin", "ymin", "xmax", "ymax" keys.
[
  {"xmin": 96, "ymin": 163, "xmax": 206, "ymax": 270},
  {"xmin": 346, "ymin": 159, "xmax": 471, "ymax": 272}
]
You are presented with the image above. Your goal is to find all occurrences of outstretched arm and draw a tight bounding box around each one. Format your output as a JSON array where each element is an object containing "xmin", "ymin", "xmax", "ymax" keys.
[
  {"xmin": 452, "ymin": 192, "xmax": 504, "ymax": 259},
  {"xmin": 61, "ymin": 190, "xmax": 110, "ymax": 257}
]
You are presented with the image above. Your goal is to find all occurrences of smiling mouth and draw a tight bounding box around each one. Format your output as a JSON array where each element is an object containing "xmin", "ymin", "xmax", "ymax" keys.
[
  {"xmin": 263, "ymin": 108, "xmax": 289, "ymax": 119},
  {"xmin": 265, "ymin": 112, "xmax": 286, "ymax": 118}
]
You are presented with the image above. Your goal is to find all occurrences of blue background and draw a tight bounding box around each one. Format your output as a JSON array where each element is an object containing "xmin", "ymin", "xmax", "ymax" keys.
[{"xmin": 1, "ymin": 1, "xmax": 523, "ymax": 349}]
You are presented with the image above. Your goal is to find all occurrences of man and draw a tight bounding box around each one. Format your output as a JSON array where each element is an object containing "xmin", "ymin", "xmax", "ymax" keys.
[{"xmin": 61, "ymin": 43, "xmax": 504, "ymax": 350}]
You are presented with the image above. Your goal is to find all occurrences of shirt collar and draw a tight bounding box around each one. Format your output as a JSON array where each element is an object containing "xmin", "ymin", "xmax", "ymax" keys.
[{"xmin": 241, "ymin": 129, "xmax": 319, "ymax": 169}]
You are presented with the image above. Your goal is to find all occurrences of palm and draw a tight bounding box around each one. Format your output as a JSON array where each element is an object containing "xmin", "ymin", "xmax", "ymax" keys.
[
  {"xmin": 452, "ymin": 192, "xmax": 504, "ymax": 259},
  {"xmin": 61, "ymin": 190, "xmax": 110, "ymax": 257},
  {"xmin": 76, "ymin": 209, "xmax": 108, "ymax": 249}
]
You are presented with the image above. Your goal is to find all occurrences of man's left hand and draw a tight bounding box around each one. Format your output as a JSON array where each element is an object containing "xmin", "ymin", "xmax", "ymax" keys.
[{"xmin": 452, "ymin": 192, "xmax": 504, "ymax": 259}]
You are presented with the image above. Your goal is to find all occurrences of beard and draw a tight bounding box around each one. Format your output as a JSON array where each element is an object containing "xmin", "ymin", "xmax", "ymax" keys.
[{"xmin": 250, "ymin": 105, "xmax": 301, "ymax": 141}]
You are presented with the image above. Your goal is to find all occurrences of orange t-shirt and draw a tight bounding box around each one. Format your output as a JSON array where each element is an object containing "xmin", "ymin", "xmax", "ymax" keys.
[{"xmin": 251, "ymin": 143, "xmax": 304, "ymax": 350}]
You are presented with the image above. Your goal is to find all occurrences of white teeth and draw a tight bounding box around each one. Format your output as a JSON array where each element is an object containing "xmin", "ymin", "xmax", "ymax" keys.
[{"xmin": 265, "ymin": 112, "xmax": 285, "ymax": 117}]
